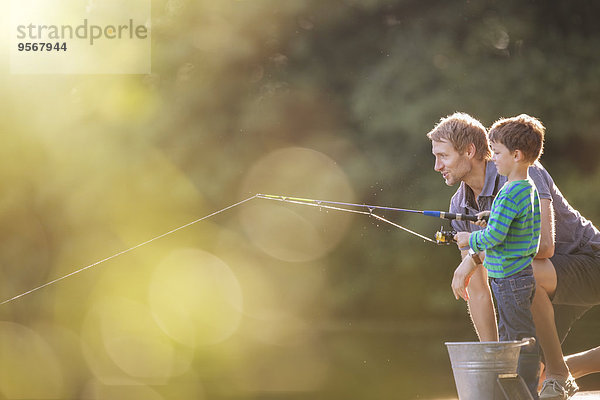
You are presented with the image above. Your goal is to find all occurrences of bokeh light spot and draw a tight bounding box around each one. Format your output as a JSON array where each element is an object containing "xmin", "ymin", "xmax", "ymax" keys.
[
  {"xmin": 240, "ymin": 146, "xmax": 355, "ymax": 262},
  {"xmin": 81, "ymin": 296, "xmax": 192, "ymax": 383},
  {"xmin": 149, "ymin": 248, "xmax": 243, "ymax": 348}
]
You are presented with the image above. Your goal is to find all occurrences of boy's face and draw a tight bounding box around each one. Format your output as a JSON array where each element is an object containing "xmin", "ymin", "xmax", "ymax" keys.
[
  {"xmin": 431, "ymin": 140, "xmax": 472, "ymax": 186},
  {"xmin": 490, "ymin": 141, "xmax": 515, "ymax": 176}
]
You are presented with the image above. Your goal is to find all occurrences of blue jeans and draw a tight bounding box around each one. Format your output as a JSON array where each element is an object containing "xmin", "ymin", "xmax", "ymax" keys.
[{"xmin": 491, "ymin": 265, "xmax": 540, "ymax": 400}]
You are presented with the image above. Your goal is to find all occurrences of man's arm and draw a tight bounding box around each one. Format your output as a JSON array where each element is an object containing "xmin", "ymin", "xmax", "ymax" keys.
[
  {"xmin": 459, "ymin": 250, "xmax": 499, "ymax": 341},
  {"xmin": 447, "ymin": 188, "xmax": 497, "ymax": 341},
  {"xmin": 536, "ymin": 198, "xmax": 555, "ymax": 259},
  {"xmin": 528, "ymin": 164, "xmax": 555, "ymax": 258}
]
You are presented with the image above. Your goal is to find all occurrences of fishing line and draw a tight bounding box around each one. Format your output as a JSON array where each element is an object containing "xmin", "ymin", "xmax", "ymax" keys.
[
  {"xmin": 257, "ymin": 195, "xmax": 373, "ymax": 216},
  {"xmin": 369, "ymin": 213, "xmax": 437, "ymax": 243},
  {"xmin": 1, "ymin": 193, "xmax": 458, "ymax": 305},
  {"xmin": 0, "ymin": 195, "xmax": 258, "ymax": 306},
  {"xmin": 255, "ymin": 194, "xmax": 486, "ymax": 222},
  {"xmin": 257, "ymin": 194, "xmax": 437, "ymax": 243}
]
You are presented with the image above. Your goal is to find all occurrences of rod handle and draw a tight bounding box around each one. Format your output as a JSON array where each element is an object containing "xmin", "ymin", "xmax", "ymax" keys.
[{"xmin": 423, "ymin": 211, "xmax": 489, "ymax": 222}]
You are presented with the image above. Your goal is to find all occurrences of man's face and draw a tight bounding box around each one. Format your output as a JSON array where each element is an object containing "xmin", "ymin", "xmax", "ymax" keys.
[{"xmin": 431, "ymin": 140, "xmax": 472, "ymax": 186}]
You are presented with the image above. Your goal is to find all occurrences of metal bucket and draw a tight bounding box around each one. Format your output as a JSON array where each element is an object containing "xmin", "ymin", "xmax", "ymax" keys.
[{"xmin": 445, "ymin": 339, "xmax": 532, "ymax": 400}]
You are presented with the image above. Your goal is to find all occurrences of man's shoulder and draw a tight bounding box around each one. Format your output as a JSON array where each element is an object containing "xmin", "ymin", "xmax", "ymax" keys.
[
  {"xmin": 528, "ymin": 161, "xmax": 554, "ymax": 198},
  {"xmin": 528, "ymin": 161, "xmax": 553, "ymax": 181}
]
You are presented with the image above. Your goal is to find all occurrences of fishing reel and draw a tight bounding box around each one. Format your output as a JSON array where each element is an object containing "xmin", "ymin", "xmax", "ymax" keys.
[{"xmin": 435, "ymin": 228, "xmax": 457, "ymax": 245}]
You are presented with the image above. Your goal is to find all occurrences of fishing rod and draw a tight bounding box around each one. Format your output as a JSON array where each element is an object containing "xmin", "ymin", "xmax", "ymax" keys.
[
  {"xmin": 255, "ymin": 194, "xmax": 488, "ymax": 245},
  {"xmin": 255, "ymin": 194, "xmax": 488, "ymax": 223},
  {"xmin": 1, "ymin": 193, "xmax": 482, "ymax": 305}
]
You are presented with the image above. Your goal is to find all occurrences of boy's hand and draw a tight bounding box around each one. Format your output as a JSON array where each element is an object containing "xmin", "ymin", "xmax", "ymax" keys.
[
  {"xmin": 451, "ymin": 257, "xmax": 478, "ymax": 301},
  {"xmin": 454, "ymin": 231, "xmax": 471, "ymax": 250}
]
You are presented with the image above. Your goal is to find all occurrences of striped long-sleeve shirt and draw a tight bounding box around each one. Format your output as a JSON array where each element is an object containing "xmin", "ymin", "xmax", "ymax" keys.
[{"xmin": 469, "ymin": 178, "xmax": 541, "ymax": 279}]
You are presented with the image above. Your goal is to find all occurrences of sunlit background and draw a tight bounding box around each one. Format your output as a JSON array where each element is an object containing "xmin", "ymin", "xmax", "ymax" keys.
[{"xmin": 1, "ymin": 1, "xmax": 600, "ymax": 399}]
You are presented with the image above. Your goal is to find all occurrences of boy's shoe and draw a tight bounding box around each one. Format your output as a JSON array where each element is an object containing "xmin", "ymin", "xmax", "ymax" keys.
[{"xmin": 539, "ymin": 375, "xmax": 579, "ymax": 399}]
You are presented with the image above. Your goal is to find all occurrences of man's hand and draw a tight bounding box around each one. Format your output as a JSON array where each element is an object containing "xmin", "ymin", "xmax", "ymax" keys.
[
  {"xmin": 473, "ymin": 210, "xmax": 490, "ymax": 228},
  {"xmin": 454, "ymin": 231, "xmax": 471, "ymax": 250},
  {"xmin": 451, "ymin": 256, "xmax": 479, "ymax": 301}
]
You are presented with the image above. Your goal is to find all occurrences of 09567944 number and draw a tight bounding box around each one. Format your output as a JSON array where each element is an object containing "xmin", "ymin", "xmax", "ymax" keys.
[{"xmin": 17, "ymin": 42, "xmax": 67, "ymax": 51}]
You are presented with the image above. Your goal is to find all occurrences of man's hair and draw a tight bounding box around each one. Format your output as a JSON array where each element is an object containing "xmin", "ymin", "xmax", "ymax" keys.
[
  {"xmin": 427, "ymin": 112, "xmax": 491, "ymax": 160},
  {"xmin": 488, "ymin": 114, "xmax": 545, "ymax": 164}
]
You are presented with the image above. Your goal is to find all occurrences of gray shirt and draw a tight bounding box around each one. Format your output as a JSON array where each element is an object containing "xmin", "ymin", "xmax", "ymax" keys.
[{"xmin": 450, "ymin": 161, "xmax": 600, "ymax": 255}]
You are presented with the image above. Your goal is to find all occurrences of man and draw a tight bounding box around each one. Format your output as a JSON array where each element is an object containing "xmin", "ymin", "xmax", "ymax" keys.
[{"xmin": 427, "ymin": 112, "xmax": 600, "ymax": 399}]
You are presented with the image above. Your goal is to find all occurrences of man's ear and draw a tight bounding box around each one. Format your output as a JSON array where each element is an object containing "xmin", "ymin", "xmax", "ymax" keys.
[{"xmin": 466, "ymin": 143, "xmax": 477, "ymax": 159}]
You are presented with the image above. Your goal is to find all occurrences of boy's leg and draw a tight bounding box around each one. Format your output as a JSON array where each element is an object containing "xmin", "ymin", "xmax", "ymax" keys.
[{"xmin": 491, "ymin": 267, "xmax": 540, "ymax": 400}]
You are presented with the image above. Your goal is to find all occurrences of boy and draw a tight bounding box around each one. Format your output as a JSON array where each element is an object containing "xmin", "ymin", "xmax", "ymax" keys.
[{"xmin": 452, "ymin": 114, "xmax": 544, "ymax": 399}]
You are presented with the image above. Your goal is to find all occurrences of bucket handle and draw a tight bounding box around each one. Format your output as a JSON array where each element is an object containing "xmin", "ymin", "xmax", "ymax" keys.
[
  {"xmin": 484, "ymin": 337, "xmax": 536, "ymax": 353},
  {"xmin": 519, "ymin": 337, "xmax": 536, "ymax": 347}
]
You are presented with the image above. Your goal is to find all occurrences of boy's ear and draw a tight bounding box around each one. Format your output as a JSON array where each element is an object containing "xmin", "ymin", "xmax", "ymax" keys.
[{"xmin": 513, "ymin": 149, "xmax": 524, "ymax": 161}]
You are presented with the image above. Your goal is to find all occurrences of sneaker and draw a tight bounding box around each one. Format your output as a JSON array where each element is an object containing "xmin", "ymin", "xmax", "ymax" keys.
[
  {"xmin": 539, "ymin": 375, "xmax": 579, "ymax": 399},
  {"xmin": 564, "ymin": 375, "xmax": 579, "ymax": 398}
]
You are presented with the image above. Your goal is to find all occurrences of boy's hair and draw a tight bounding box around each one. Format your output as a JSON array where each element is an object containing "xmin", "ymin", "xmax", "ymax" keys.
[
  {"xmin": 427, "ymin": 112, "xmax": 491, "ymax": 161},
  {"xmin": 488, "ymin": 114, "xmax": 545, "ymax": 164}
]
